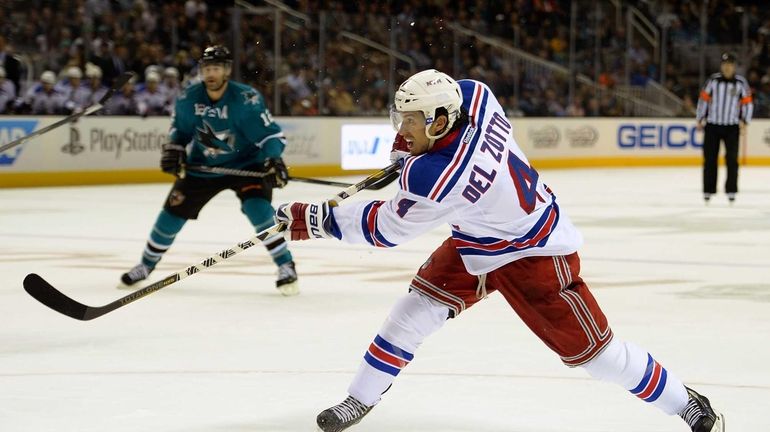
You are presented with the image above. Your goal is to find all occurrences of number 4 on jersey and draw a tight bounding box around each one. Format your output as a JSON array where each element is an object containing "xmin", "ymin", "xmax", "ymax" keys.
[{"xmin": 507, "ymin": 151, "xmax": 544, "ymax": 214}]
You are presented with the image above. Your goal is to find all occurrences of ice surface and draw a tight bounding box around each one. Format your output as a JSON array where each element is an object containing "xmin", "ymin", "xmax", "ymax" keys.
[{"xmin": 1, "ymin": 166, "xmax": 768, "ymax": 431}]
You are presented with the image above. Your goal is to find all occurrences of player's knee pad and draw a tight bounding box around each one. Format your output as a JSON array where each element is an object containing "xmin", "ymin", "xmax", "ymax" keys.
[
  {"xmin": 241, "ymin": 198, "xmax": 275, "ymax": 230},
  {"xmin": 379, "ymin": 290, "xmax": 451, "ymax": 353},
  {"xmin": 581, "ymin": 337, "xmax": 649, "ymax": 389}
]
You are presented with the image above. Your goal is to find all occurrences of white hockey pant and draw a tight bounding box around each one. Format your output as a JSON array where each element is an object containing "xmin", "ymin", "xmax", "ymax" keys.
[
  {"xmin": 348, "ymin": 290, "xmax": 450, "ymax": 406},
  {"xmin": 582, "ymin": 337, "xmax": 688, "ymax": 415}
]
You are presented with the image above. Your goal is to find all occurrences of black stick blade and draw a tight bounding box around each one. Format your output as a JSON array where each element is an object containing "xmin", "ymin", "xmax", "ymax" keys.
[
  {"xmin": 23, "ymin": 273, "xmax": 91, "ymax": 320},
  {"xmin": 98, "ymin": 72, "xmax": 135, "ymax": 105}
]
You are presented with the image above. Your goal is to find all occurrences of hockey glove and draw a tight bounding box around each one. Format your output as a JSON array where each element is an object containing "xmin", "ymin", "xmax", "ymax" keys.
[
  {"xmin": 390, "ymin": 133, "xmax": 410, "ymax": 163},
  {"xmin": 263, "ymin": 158, "xmax": 290, "ymax": 188},
  {"xmin": 275, "ymin": 201, "xmax": 336, "ymax": 241},
  {"xmin": 160, "ymin": 143, "xmax": 186, "ymax": 176}
]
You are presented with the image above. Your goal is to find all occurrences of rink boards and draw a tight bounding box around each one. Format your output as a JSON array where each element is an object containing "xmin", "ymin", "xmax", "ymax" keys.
[{"xmin": 1, "ymin": 116, "xmax": 770, "ymax": 187}]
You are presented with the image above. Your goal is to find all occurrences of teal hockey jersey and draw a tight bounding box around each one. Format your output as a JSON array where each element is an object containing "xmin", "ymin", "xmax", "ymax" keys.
[{"xmin": 169, "ymin": 80, "xmax": 285, "ymax": 176}]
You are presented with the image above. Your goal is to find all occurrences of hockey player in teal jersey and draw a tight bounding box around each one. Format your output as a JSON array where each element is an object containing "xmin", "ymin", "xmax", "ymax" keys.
[{"xmin": 119, "ymin": 45, "xmax": 299, "ymax": 295}]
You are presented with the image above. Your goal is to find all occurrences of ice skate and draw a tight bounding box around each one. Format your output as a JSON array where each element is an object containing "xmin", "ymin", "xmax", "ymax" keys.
[
  {"xmin": 316, "ymin": 395, "xmax": 372, "ymax": 432},
  {"xmin": 118, "ymin": 263, "xmax": 152, "ymax": 289},
  {"xmin": 276, "ymin": 261, "xmax": 299, "ymax": 296},
  {"xmin": 679, "ymin": 386, "xmax": 725, "ymax": 432}
]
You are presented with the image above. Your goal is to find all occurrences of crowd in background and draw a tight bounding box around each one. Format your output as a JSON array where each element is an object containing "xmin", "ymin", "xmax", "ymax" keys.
[{"xmin": 1, "ymin": 0, "xmax": 769, "ymax": 117}]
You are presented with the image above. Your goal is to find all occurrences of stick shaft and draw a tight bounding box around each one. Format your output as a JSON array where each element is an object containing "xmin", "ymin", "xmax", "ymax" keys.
[{"xmin": 186, "ymin": 165, "xmax": 354, "ymax": 188}]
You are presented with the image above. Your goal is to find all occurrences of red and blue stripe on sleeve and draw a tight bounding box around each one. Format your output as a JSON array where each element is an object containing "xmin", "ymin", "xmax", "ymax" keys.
[{"xmin": 360, "ymin": 201, "xmax": 397, "ymax": 248}]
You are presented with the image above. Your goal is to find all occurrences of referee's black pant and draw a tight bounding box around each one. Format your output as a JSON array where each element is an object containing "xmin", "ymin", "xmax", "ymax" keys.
[{"xmin": 702, "ymin": 124, "xmax": 739, "ymax": 195}]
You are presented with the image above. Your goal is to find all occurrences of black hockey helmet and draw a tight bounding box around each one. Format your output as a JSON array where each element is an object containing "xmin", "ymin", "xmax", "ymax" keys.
[
  {"xmin": 720, "ymin": 52, "xmax": 736, "ymax": 64},
  {"xmin": 200, "ymin": 45, "xmax": 232, "ymax": 65}
]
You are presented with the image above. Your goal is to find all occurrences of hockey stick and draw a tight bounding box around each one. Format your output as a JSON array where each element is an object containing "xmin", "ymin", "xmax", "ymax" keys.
[
  {"xmin": 23, "ymin": 162, "xmax": 401, "ymax": 321},
  {"xmin": 186, "ymin": 165, "xmax": 400, "ymax": 190},
  {"xmin": 0, "ymin": 72, "xmax": 135, "ymax": 154},
  {"xmin": 186, "ymin": 165, "xmax": 353, "ymax": 188}
]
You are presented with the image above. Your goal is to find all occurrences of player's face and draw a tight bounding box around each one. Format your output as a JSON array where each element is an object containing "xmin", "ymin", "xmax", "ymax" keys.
[
  {"xmin": 720, "ymin": 62, "xmax": 736, "ymax": 78},
  {"xmin": 397, "ymin": 111, "xmax": 431, "ymax": 155},
  {"xmin": 201, "ymin": 63, "xmax": 230, "ymax": 92}
]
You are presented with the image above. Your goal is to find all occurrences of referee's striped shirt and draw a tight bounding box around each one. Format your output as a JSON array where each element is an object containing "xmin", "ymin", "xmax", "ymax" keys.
[{"xmin": 696, "ymin": 73, "xmax": 753, "ymax": 125}]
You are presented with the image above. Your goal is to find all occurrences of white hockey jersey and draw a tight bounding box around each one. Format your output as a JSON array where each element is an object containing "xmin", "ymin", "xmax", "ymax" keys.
[{"xmin": 329, "ymin": 79, "xmax": 583, "ymax": 275}]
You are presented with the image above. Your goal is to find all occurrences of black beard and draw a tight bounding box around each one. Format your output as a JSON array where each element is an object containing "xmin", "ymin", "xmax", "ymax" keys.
[{"xmin": 205, "ymin": 79, "xmax": 226, "ymax": 92}]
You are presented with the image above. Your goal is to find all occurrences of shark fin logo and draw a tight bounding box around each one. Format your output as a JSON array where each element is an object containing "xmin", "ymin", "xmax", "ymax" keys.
[
  {"xmin": 242, "ymin": 89, "xmax": 260, "ymax": 105},
  {"xmin": 195, "ymin": 120, "xmax": 235, "ymax": 156},
  {"xmin": 0, "ymin": 120, "xmax": 39, "ymax": 166}
]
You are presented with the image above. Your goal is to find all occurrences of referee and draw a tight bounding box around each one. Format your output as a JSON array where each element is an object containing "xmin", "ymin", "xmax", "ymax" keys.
[{"xmin": 696, "ymin": 52, "xmax": 753, "ymax": 204}]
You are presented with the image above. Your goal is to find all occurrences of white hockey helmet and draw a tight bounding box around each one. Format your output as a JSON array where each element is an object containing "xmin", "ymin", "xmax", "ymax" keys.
[
  {"xmin": 164, "ymin": 66, "xmax": 179, "ymax": 78},
  {"xmin": 390, "ymin": 69, "xmax": 463, "ymax": 141},
  {"xmin": 144, "ymin": 65, "xmax": 162, "ymax": 80},
  {"xmin": 146, "ymin": 70, "xmax": 161, "ymax": 82},
  {"xmin": 40, "ymin": 70, "xmax": 56, "ymax": 84},
  {"xmin": 85, "ymin": 63, "xmax": 103, "ymax": 78},
  {"xmin": 66, "ymin": 66, "xmax": 83, "ymax": 79}
]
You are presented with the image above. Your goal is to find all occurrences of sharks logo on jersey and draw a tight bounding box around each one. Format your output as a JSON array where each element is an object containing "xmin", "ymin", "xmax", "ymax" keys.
[
  {"xmin": 196, "ymin": 120, "xmax": 235, "ymax": 156},
  {"xmin": 241, "ymin": 89, "xmax": 261, "ymax": 105}
]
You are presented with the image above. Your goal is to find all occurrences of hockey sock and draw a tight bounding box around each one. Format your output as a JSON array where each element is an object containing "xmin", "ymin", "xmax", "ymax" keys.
[
  {"xmin": 242, "ymin": 198, "xmax": 293, "ymax": 266},
  {"xmin": 348, "ymin": 291, "xmax": 450, "ymax": 406},
  {"xmin": 140, "ymin": 209, "xmax": 186, "ymax": 269},
  {"xmin": 582, "ymin": 338, "xmax": 688, "ymax": 415}
]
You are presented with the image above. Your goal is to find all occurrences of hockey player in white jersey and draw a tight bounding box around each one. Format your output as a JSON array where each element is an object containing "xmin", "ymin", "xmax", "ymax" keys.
[{"xmin": 275, "ymin": 69, "xmax": 724, "ymax": 432}]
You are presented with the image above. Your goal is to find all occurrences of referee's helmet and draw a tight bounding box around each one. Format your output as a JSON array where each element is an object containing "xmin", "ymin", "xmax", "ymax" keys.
[{"xmin": 720, "ymin": 52, "xmax": 736, "ymax": 64}]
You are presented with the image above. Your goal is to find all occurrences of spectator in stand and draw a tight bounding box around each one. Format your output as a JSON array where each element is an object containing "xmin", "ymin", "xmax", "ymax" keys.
[
  {"xmin": 182, "ymin": 46, "xmax": 203, "ymax": 87},
  {"xmin": 100, "ymin": 42, "xmax": 130, "ymax": 87},
  {"xmin": 566, "ymin": 98, "xmax": 586, "ymax": 116},
  {"xmin": 163, "ymin": 67, "xmax": 181, "ymax": 114},
  {"xmin": 290, "ymin": 97, "xmax": 319, "ymax": 116},
  {"xmin": 586, "ymin": 97, "xmax": 601, "ymax": 116},
  {"xmin": 0, "ymin": 66, "xmax": 16, "ymax": 113},
  {"xmin": 326, "ymin": 87, "xmax": 355, "ymax": 115},
  {"xmin": 85, "ymin": 0, "xmax": 111, "ymax": 17},
  {"xmin": 136, "ymin": 70, "xmax": 167, "ymax": 116},
  {"xmin": 0, "ymin": 35, "xmax": 21, "ymax": 94},
  {"xmin": 754, "ymin": 75, "xmax": 770, "ymax": 118},
  {"xmin": 504, "ymin": 96, "xmax": 525, "ymax": 117},
  {"xmin": 168, "ymin": 50, "xmax": 195, "ymax": 79},
  {"xmin": 84, "ymin": 64, "xmax": 108, "ymax": 109},
  {"xmin": 286, "ymin": 68, "xmax": 313, "ymax": 104},
  {"xmin": 185, "ymin": 0, "xmax": 208, "ymax": 18},
  {"xmin": 59, "ymin": 66, "xmax": 91, "ymax": 113},
  {"xmin": 676, "ymin": 94, "xmax": 696, "ymax": 117},
  {"xmin": 545, "ymin": 88, "xmax": 566, "ymax": 116},
  {"xmin": 103, "ymin": 75, "xmax": 139, "ymax": 115},
  {"xmin": 25, "ymin": 70, "xmax": 66, "ymax": 115}
]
